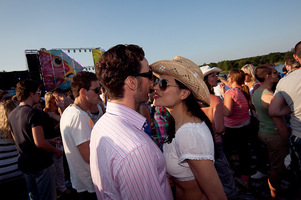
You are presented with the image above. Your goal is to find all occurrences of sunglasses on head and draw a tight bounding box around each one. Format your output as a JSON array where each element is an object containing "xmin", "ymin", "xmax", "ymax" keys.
[
  {"xmin": 89, "ymin": 87, "xmax": 101, "ymax": 94},
  {"xmin": 153, "ymin": 78, "xmax": 179, "ymax": 91},
  {"xmin": 134, "ymin": 70, "xmax": 153, "ymax": 80}
]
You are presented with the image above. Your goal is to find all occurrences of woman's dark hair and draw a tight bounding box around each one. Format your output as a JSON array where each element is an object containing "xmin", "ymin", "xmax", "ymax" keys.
[{"xmin": 204, "ymin": 74, "xmax": 215, "ymax": 94}]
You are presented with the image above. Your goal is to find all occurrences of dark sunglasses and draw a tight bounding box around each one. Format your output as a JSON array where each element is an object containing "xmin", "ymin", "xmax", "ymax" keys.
[
  {"xmin": 134, "ymin": 70, "xmax": 153, "ymax": 80},
  {"xmin": 153, "ymin": 78, "xmax": 179, "ymax": 91},
  {"xmin": 89, "ymin": 87, "xmax": 101, "ymax": 94}
]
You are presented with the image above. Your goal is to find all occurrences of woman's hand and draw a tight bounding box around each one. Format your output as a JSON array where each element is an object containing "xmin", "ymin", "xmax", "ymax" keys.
[{"xmin": 220, "ymin": 83, "xmax": 225, "ymax": 98}]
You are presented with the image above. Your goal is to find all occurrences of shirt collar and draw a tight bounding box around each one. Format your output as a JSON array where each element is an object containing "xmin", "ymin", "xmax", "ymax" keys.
[{"xmin": 106, "ymin": 102, "xmax": 146, "ymax": 131}]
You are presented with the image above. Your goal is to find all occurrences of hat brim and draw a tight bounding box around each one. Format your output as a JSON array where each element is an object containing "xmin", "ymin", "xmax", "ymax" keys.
[
  {"xmin": 150, "ymin": 60, "xmax": 210, "ymax": 107},
  {"xmin": 203, "ymin": 67, "xmax": 222, "ymax": 77}
]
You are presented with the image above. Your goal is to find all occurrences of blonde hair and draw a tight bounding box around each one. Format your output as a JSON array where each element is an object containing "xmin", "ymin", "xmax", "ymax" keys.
[
  {"xmin": 291, "ymin": 62, "xmax": 301, "ymax": 72},
  {"xmin": 0, "ymin": 100, "xmax": 19, "ymax": 139},
  {"xmin": 44, "ymin": 91, "xmax": 54, "ymax": 112},
  {"xmin": 241, "ymin": 64, "xmax": 256, "ymax": 86}
]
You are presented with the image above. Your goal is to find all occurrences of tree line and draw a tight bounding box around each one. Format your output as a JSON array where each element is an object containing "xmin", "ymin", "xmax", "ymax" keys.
[{"xmin": 204, "ymin": 49, "xmax": 294, "ymax": 72}]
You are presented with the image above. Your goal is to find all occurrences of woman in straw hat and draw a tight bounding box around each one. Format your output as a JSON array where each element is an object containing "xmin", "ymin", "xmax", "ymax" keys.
[{"xmin": 151, "ymin": 57, "xmax": 226, "ymax": 200}]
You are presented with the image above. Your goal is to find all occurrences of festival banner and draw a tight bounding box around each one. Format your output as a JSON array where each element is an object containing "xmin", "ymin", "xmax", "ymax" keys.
[{"xmin": 38, "ymin": 49, "xmax": 83, "ymax": 91}]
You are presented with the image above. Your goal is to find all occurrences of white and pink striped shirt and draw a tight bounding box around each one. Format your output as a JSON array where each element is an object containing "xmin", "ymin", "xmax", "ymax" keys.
[
  {"xmin": 90, "ymin": 102, "xmax": 173, "ymax": 200},
  {"xmin": 224, "ymin": 88, "xmax": 250, "ymax": 127}
]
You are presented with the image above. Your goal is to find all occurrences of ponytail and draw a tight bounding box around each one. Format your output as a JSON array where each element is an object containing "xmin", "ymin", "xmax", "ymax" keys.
[
  {"xmin": 229, "ymin": 69, "xmax": 250, "ymax": 101},
  {"xmin": 241, "ymin": 84, "xmax": 250, "ymax": 102}
]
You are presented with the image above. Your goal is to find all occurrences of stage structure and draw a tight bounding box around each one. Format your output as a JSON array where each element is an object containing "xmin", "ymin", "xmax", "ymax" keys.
[{"xmin": 25, "ymin": 47, "xmax": 105, "ymax": 91}]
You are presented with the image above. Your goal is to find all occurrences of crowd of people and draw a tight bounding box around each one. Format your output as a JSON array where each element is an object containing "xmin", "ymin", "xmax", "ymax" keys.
[{"xmin": 0, "ymin": 41, "xmax": 301, "ymax": 200}]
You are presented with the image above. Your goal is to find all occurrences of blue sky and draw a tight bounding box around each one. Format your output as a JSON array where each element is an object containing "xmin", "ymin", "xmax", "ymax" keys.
[{"xmin": 0, "ymin": 0, "xmax": 300, "ymax": 72}]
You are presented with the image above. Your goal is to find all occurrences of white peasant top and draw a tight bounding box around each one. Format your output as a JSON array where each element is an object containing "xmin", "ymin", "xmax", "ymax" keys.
[{"xmin": 163, "ymin": 122, "xmax": 214, "ymax": 181}]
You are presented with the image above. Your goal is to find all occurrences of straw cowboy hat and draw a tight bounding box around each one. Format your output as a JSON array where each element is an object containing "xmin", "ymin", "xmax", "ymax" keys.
[
  {"xmin": 200, "ymin": 65, "xmax": 222, "ymax": 77},
  {"xmin": 150, "ymin": 56, "xmax": 210, "ymax": 107}
]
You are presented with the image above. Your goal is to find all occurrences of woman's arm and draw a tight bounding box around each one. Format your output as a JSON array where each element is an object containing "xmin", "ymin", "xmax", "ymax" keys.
[
  {"xmin": 223, "ymin": 93, "xmax": 233, "ymax": 117},
  {"xmin": 213, "ymin": 96, "xmax": 225, "ymax": 134},
  {"xmin": 187, "ymin": 160, "xmax": 227, "ymax": 200},
  {"xmin": 218, "ymin": 77, "xmax": 231, "ymax": 88}
]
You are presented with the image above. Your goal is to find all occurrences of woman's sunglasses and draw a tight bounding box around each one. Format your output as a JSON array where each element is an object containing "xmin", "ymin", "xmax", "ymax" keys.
[{"xmin": 153, "ymin": 78, "xmax": 179, "ymax": 91}]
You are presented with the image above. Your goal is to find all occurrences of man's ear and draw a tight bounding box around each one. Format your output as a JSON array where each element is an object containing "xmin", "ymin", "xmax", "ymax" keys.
[
  {"xmin": 29, "ymin": 91, "xmax": 35, "ymax": 98},
  {"xmin": 79, "ymin": 88, "xmax": 87, "ymax": 97},
  {"xmin": 180, "ymin": 89, "xmax": 191, "ymax": 100},
  {"xmin": 293, "ymin": 54, "xmax": 300, "ymax": 63},
  {"xmin": 124, "ymin": 76, "xmax": 138, "ymax": 91}
]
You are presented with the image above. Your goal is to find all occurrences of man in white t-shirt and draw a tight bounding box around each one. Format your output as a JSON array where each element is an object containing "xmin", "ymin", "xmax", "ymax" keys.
[
  {"xmin": 269, "ymin": 41, "xmax": 301, "ymax": 198},
  {"xmin": 60, "ymin": 71, "xmax": 101, "ymax": 200}
]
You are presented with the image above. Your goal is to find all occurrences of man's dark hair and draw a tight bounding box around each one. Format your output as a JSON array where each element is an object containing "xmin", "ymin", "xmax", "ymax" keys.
[
  {"xmin": 16, "ymin": 79, "xmax": 40, "ymax": 102},
  {"xmin": 295, "ymin": 41, "xmax": 301, "ymax": 58},
  {"xmin": 71, "ymin": 71, "xmax": 98, "ymax": 98},
  {"xmin": 95, "ymin": 44, "xmax": 145, "ymax": 99},
  {"xmin": 255, "ymin": 64, "xmax": 273, "ymax": 83}
]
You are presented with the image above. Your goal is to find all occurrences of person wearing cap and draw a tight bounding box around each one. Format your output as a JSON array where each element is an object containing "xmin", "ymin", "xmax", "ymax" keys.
[
  {"xmin": 200, "ymin": 65, "xmax": 238, "ymax": 199},
  {"xmin": 151, "ymin": 57, "xmax": 226, "ymax": 200},
  {"xmin": 90, "ymin": 44, "xmax": 173, "ymax": 200}
]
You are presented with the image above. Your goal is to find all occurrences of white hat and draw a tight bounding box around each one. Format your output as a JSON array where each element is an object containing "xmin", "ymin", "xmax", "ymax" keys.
[{"xmin": 200, "ymin": 65, "xmax": 222, "ymax": 77}]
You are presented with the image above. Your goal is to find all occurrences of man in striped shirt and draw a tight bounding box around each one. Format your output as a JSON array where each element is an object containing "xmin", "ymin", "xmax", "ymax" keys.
[{"xmin": 91, "ymin": 44, "xmax": 173, "ymax": 200}]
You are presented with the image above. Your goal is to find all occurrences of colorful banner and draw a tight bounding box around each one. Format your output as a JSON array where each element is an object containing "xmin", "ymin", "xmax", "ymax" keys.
[
  {"xmin": 38, "ymin": 49, "xmax": 83, "ymax": 91},
  {"xmin": 92, "ymin": 47, "xmax": 105, "ymax": 65}
]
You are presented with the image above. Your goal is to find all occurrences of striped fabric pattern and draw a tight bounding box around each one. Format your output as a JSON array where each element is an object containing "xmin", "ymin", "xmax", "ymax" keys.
[
  {"xmin": 90, "ymin": 102, "xmax": 173, "ymax": 200},
  {"xmin": 0, "ymin": 139, "xmax": 23, "ymax": 184}
]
